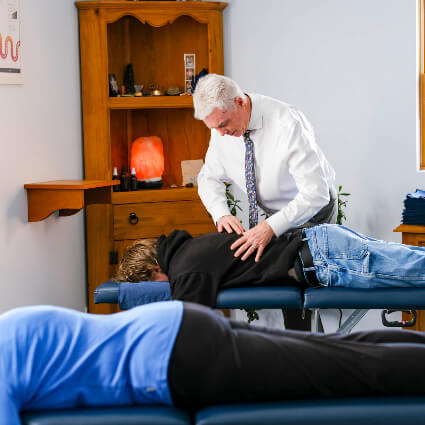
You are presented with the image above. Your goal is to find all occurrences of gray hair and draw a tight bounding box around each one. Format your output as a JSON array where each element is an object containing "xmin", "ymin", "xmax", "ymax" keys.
[{"xmin": 193, "ymin": 74, "xmax": 245, "ymax": 120}]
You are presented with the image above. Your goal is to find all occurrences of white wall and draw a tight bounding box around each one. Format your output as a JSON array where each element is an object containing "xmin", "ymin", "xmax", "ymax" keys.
[
  {"xmin": 0, "ymin": 0, "xmax": 86, "ymax": 313},
  {"xmin": 223, "ymin": 0, "xmax": 420, "ymax": 242},
  {"xmin": 221, "ymin": 0, "xmax": 419, "ymax": 330},
  {"xmin": 0, "ymin": 0, "xmax": 420, "ymax": 327}
]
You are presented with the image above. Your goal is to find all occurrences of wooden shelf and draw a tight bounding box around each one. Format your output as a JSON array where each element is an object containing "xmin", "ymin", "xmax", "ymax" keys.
[
  {"xmin": 24, "ymin": 180, "xmax": 116, "ymax": 222},
  {"xmin": 394, "ymin": 224, "xmax": 425, "ymax": 234},
  {"xmin": 108, "ymin": 95, "xmax": 193, "ymax": 110},
  {"xmin": 76, "ymin": 1, "xmax": 227, "ymax": 12}
]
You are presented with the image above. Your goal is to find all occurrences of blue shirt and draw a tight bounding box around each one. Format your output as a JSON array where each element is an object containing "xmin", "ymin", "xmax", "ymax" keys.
[{"xmin": 0, "ymin": 301, "xmax": 183, "ymax": 425}]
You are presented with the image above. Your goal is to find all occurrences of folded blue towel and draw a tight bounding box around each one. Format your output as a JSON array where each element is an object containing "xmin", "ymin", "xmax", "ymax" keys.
[
  {"xmin": 402, "ymin": 190, "xmax": 425, "ymax": 225},
  {"xmin": 119, "ymin": 281, "xmax": 172, "ymax": 310}
]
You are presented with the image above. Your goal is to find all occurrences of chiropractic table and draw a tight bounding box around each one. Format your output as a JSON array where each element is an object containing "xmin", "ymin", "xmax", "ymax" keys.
[{"xmin": 20, "ymin": 282, "xmax": 425, "ymax": 425}]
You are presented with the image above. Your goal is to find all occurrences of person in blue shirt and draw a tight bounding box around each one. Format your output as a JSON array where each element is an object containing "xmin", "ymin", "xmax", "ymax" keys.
[
  {"xmin": 3, "ymin": 300, "xmax": 425, "ymax": 424},
  {"xmin": 0, "ymin": 301, "xmax": 183, "ymax": 425}
]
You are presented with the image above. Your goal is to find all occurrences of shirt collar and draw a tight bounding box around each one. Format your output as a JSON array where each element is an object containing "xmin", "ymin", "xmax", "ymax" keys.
[{"xmin": 246, "ymin": 93, "xmax": 263, "ymax": 132}]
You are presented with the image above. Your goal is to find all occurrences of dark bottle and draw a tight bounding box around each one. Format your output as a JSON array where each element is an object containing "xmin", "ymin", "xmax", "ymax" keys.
[
  {"xmin": 120, "ymin": 165, "xmax": 129, "ymax": 192},
  {"xmin": 130, "ymin": 167, "xmax": 138, "ymax": 191},
  {"xmin": 112, "ymin": 166, "xmax": 120, "ymax": 192}
]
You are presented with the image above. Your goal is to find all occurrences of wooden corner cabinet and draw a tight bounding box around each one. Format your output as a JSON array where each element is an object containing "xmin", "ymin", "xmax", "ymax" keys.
[{"xmin": 76, "ymin": 1, "xmax": 226, "ymax": 313}]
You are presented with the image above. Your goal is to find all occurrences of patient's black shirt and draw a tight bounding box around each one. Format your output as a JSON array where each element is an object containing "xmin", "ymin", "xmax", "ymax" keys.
[{"xmin": 157, "ymin": 230, "xmax": 303, "ymax": 307}]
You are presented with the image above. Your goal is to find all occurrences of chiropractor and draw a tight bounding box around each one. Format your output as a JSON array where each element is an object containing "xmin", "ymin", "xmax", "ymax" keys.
[{"xmin": 193, "ymin": 74, "xmax": 337, "ymax": 328}]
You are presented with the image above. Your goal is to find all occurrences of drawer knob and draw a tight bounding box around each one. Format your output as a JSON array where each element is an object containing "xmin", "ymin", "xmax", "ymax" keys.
[{"xmin": 128, "ymin": 212, "xmax": 139, "ymax": 225}]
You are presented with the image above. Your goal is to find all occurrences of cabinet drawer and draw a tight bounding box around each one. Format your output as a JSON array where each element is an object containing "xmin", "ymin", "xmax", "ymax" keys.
[{"xmin": 113, "ymin": 200, "xmax": 216, "ymax": 240}]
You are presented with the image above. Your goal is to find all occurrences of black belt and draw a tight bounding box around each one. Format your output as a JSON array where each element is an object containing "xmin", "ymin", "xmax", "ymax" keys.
[{"xmin": 299, "ymin": 238, "xmax": 319, "ymax": 287}]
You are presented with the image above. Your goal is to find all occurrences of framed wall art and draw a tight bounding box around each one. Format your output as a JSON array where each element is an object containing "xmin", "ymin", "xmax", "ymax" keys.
[{"xmin": 0, "ymin": 0, "xmax": 23, "ymax": 84}]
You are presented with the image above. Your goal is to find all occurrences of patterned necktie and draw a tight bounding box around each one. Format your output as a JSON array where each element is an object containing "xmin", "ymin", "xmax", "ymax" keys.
[{"xmin": 243, "ymin": 131, "xmax": 258, "ymax": 228}]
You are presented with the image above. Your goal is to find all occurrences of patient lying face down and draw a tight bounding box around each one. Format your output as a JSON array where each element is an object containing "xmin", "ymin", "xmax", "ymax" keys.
[
  {"xmin": 114, "ymin": 223, "xmax": 425, "ymax": 307},
  {"xmin": 114, "ymin": 227, "xmax": 303, "ymax": 306},
  {"xmin": 3, "ymin": 300, "xmax": 425, "ymax": 423}
]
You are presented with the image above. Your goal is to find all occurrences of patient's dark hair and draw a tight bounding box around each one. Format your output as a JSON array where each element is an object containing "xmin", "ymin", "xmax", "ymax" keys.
[{"xmin": 114, "ymin": 239, "xmax": 159, "ymax": 283}]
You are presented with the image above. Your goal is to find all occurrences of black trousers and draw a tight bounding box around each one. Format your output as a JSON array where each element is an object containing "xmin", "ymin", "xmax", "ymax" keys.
[
  {"xmin": 283, "ymin": 308, "xmax": 313, "ymax": 331},
  {"xmin": 168, "ymin": 302, "xmax": 425, "ymax": 408}
]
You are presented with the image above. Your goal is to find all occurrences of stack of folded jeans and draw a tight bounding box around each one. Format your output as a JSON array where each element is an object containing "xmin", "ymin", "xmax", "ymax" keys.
[{"xmin": 402, "ymin": 189, "xmax": 425, "ymax": 225}]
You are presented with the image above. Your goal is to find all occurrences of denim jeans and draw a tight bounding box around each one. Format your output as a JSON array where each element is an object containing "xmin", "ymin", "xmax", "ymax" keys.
[{"xmin": 304, "ymin": 224, "xmax": 425, "ymax": 288}]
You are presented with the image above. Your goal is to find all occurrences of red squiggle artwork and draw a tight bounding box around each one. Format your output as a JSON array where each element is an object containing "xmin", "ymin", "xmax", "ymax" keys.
[{"xmin": 0, "ymin": 34, "xmax": 20, "ymax": 62}]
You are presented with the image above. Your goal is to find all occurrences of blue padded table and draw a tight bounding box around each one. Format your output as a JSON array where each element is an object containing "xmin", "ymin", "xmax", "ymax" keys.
[
  {"xmin": 94, "ymin": 281, "xmax": 303, "ymax": 310},
  {"xmin": 95, "ymin": 282, "xmax": 425, "ymax": 333},
  {"xmin": 305, "ymin": 287, "xmax": 425, "ymax": 333},
  {"xmin": 216, "ymin": 286, "xmax": 302, "ymax": 309},
  {"xmin": 195, "ymin": 397, "xmax": 425, "ymax": 425},
  {"xmin": 20, "ymin": 397, "xmax": 425, "ymax": 425},
  {"xmin": 21, "ymin": 406, "xmax": 191, "ymax": 425}
]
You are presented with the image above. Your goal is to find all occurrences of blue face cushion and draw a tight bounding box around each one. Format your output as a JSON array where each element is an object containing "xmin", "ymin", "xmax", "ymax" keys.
[{"xmin": 119, "ymin": 281, "xmax": 172, "ymax": 310}]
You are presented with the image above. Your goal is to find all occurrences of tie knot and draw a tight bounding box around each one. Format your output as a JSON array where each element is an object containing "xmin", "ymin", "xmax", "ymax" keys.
[{"xmin": 243, "ymin": 131, "xmax": 251, "ymax": 143}]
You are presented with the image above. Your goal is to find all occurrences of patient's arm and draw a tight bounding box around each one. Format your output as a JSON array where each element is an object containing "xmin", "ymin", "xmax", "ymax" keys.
[{"xmin": 0, "ymin": 387, "xmax": 21, "ymax": 425}]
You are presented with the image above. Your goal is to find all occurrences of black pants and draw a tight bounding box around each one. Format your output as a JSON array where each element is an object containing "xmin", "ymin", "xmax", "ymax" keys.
[
  {"xmin": 283, "ymin": 308, "xmax": 313, "ymax": 331},
  {"xmin": 168, "ymin": 302, "xmax": 425, "ymax": 408}
]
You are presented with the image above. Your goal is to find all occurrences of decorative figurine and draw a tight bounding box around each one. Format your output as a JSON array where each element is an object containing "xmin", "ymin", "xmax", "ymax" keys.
[
  {"xmin": 123, "ymin": 63, "xmax": 136, "ymax": 95},
  {"xmin": 167, "ymin": 86, "xmax": 182, "ymax": 96},
  {"xmin": 109, "ymin": 73, "xmax": 119, "ymax": 97},
  {"xmin": 134, "ymin": 84, "xmax": 144, "ymax": 96}
]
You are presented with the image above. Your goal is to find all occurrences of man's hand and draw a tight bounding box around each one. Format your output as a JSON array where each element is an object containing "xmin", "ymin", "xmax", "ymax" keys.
[
  {"xmin": 217, "ymin": 215, "xmax": 245, "ymax": 235},
  {"xmin": 230, "ymin": 221, "xmax": 275, "ymax": 262}
]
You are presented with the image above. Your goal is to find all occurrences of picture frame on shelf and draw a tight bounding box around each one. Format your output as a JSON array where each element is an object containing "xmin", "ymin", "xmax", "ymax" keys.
[
  {"xmin": 185, "ymin": 80, "xmax": 192, "ymax": 93},
  {"xmin": 185, "ymin": 67, "xmax": 194, "ymax": 80},
  {"xmin": 184, "ymin": 53, "xmax": 195, "ymax": 67},
  {"xmin": 184, "ymin": 53, "xmax": 195, "ymax": 93}
]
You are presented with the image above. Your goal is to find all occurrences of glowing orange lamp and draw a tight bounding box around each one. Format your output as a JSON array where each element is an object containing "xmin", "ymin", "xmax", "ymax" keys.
[{"xmin": 130, "ymin": 136, "xmax": 164, "ymax": 189}]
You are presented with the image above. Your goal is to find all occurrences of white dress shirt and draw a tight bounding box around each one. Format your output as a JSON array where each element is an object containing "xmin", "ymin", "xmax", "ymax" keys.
[{"xmin": 197, "ymin": 93, "xmax": 336, "ymax": 236}]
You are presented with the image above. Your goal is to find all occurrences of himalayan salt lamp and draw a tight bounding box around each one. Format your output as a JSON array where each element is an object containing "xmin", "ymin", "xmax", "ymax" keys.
[{"xmin": 130, "ymin": 136, "xmax": 164, "ymax": 189}]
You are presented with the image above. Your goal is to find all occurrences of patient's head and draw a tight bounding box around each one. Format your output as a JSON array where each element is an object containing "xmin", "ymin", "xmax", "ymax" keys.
[{"xmin": 114, "ymin": 239, "xmax": 161, "ymax": 283}]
